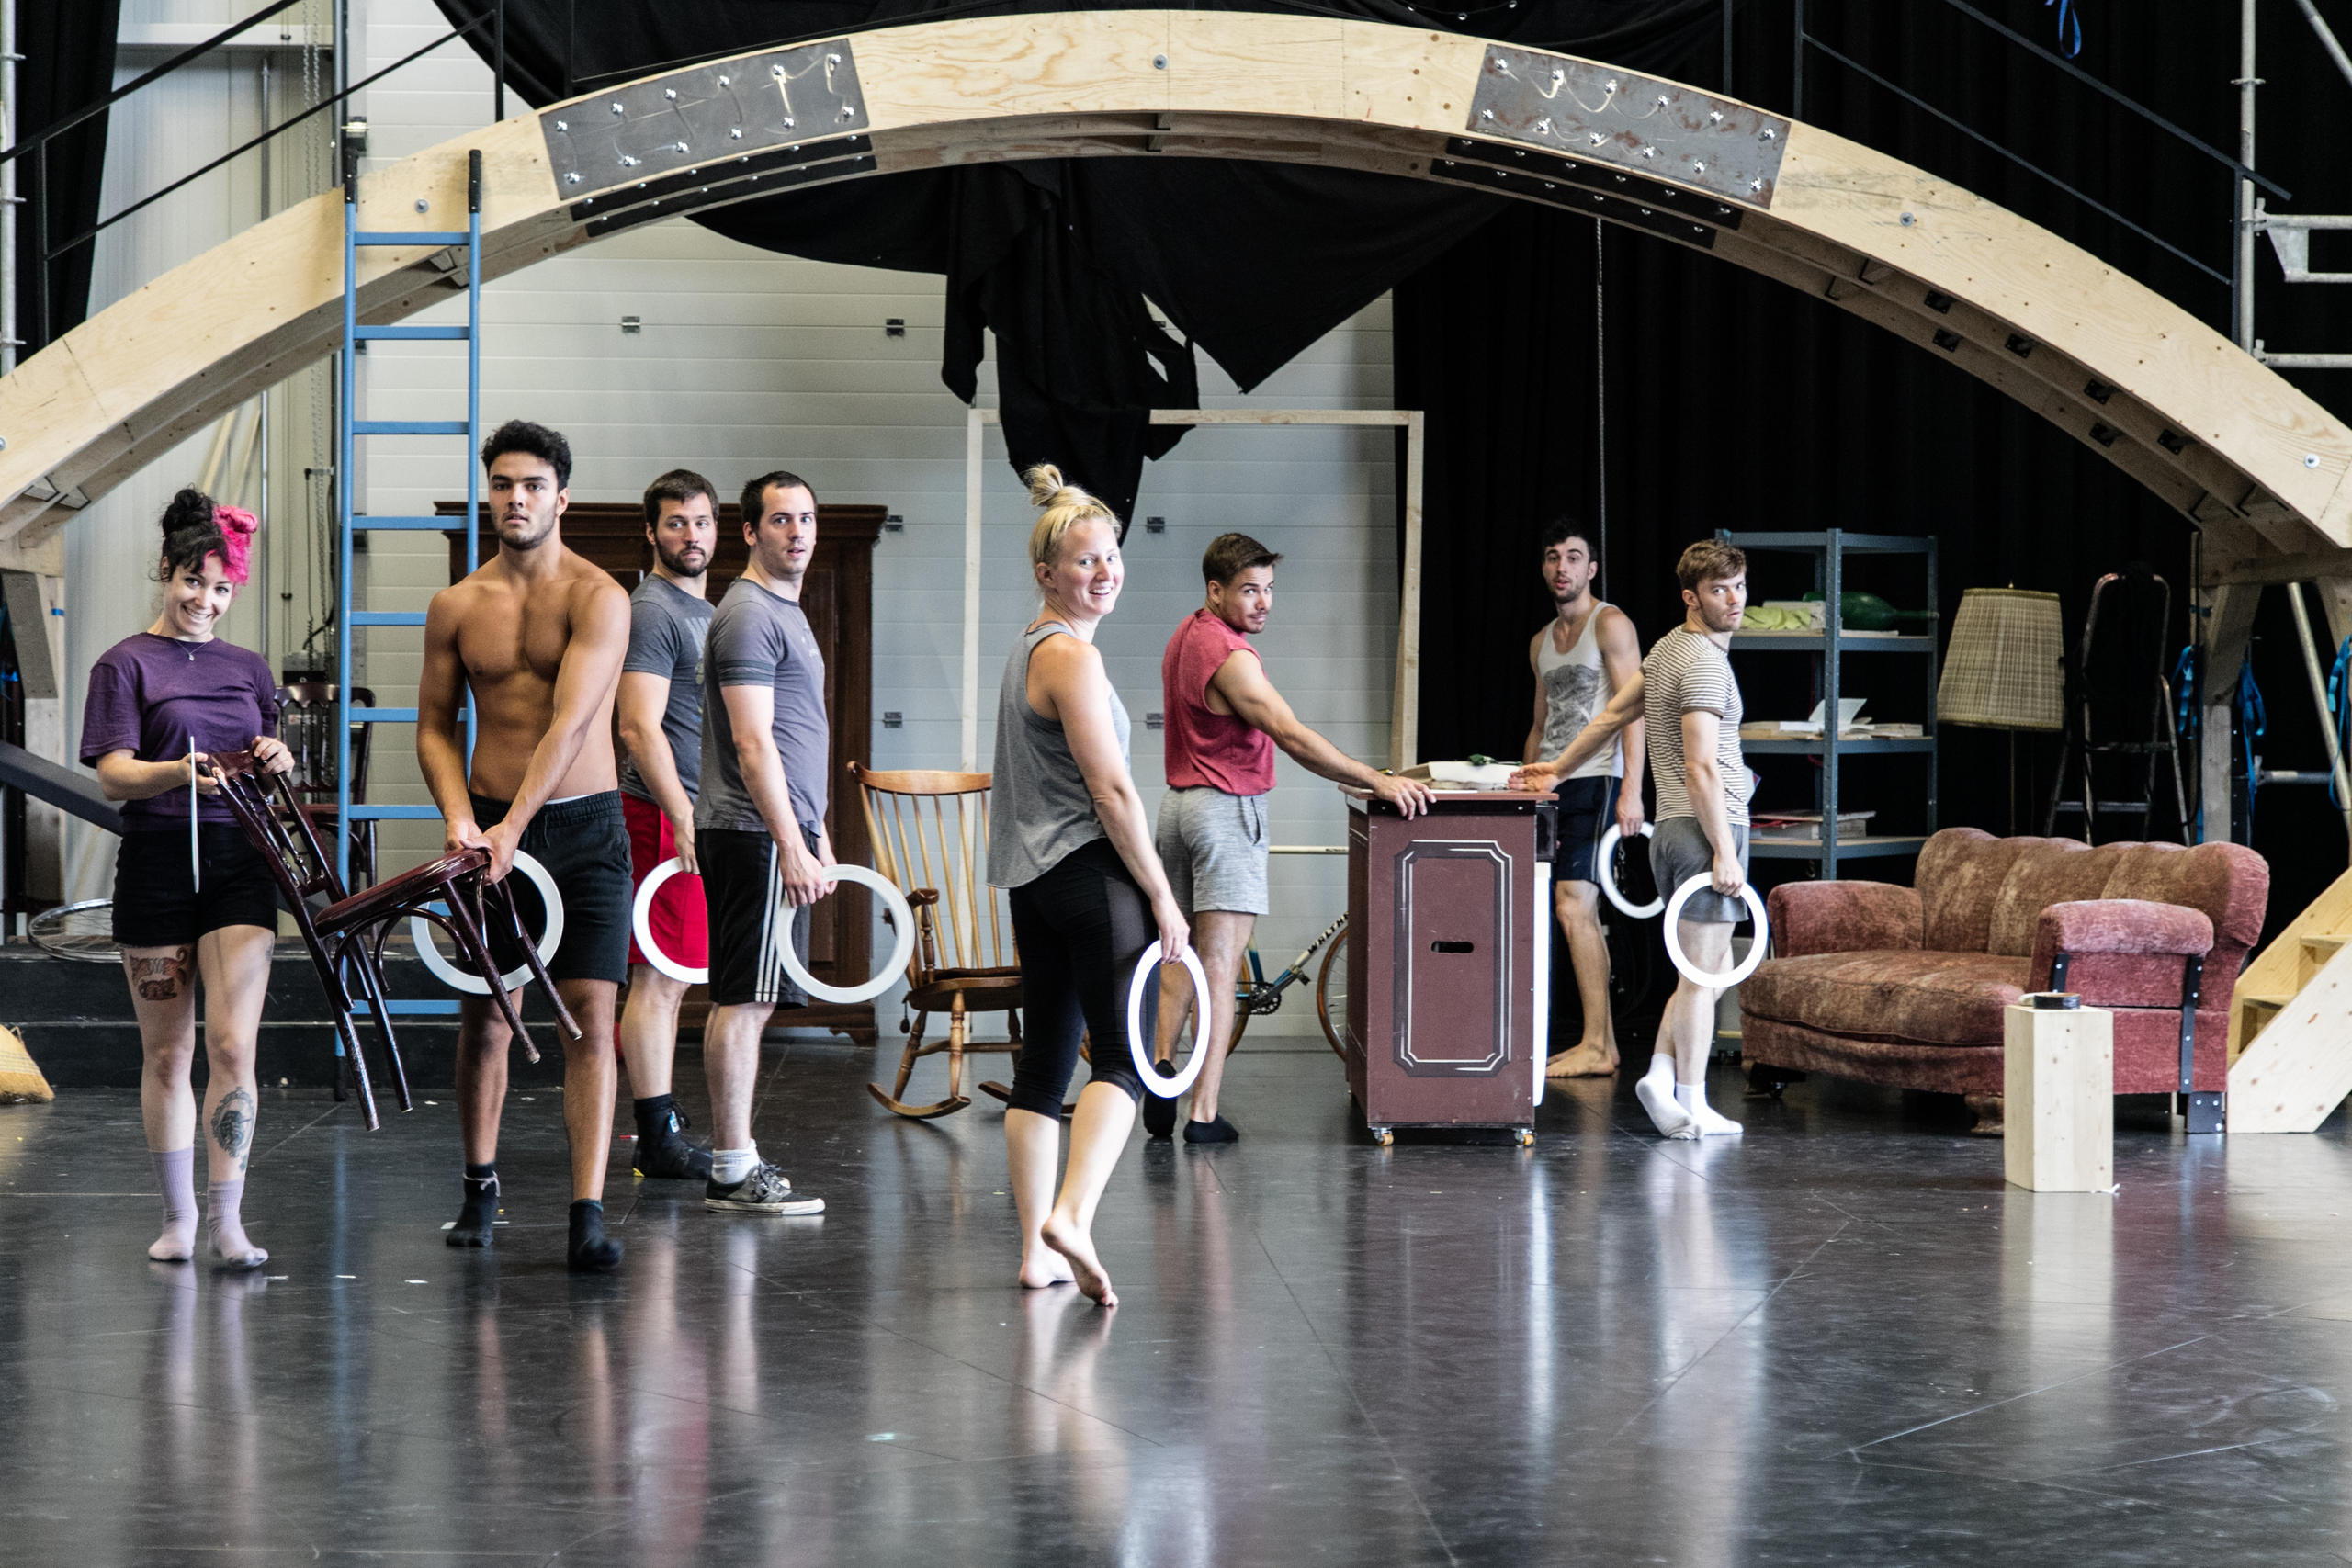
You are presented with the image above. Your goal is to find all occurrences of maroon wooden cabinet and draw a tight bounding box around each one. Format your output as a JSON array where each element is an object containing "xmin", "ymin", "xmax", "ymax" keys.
[
  {"xmin": 1343, "ymin": 789, "xmax": 1554, "ymax": 1140},
  {"xmin": 438, "ymin": 500, "xmax": 880, "ymax": 1046}
]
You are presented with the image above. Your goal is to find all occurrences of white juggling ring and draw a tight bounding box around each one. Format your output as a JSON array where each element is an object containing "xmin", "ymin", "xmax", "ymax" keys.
[
  {"xmin": 1593, "ymin": 822, "xmax": 1664, "ymax": 919},
  {"xmin": 775, "ymin": 863, "xmax": 918, "ymax": 1005},
  {"xmin": 630, "ymin": 857, "xmax": 708, "ymax": 985},
  {"xmin": 1126, "ymin": 940, "xmax": 1212, "ymax": 1099},
  {"xmin": 1660, "ymin": 874, "xmax": 1770, "ymax": 988},
  {"xmin": 410, "ymin": 850, "xmax": 565, "ymax": 995}
]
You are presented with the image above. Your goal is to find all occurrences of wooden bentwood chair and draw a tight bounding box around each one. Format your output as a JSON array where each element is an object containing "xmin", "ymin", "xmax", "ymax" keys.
[
  {"xmin": 205, "ymin": 750, "xmax": 581, "ymax": 1131},
  {"xmin": 854, "ymin": 764, "xmax": 1023, "ymax": 1119}
]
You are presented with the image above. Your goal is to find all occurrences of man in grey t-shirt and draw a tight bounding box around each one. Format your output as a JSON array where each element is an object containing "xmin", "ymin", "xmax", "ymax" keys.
[
  {"xmin": 1635, "ymin": 539, "xmax": 1751, "ymax": 1141},
  {"xmin": 616, "ymin": 469, "xmax": 718, "ymax": 1184},
  {"xmin": 1514, "ymin": 538, "xmax": 1753, "ymax": 1143},
  {"xmin": 691, "ymin": 469, "xmax": 831, "ymax": 1218}
]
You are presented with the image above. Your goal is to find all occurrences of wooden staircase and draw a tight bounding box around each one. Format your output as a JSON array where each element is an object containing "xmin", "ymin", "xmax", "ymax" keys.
[{"xmin": 2228, "ymin": 867, "xmax": 2352, "ymax": 1132}]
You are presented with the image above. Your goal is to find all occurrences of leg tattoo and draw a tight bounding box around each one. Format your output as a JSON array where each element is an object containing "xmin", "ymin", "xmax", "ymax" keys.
[
  {"xmin": 210, "ymin": 1086, "xmax": 255, "ymax": 1172},
  {"xmin": 132, "ymin": 949, "xmax": 193, "ymax": 1002}
]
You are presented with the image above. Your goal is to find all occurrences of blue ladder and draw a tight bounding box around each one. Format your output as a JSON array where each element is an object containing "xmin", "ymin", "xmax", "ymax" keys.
[{"xmin": 335, "ymin": 147, "xmax": 483, "ymax": 1020}]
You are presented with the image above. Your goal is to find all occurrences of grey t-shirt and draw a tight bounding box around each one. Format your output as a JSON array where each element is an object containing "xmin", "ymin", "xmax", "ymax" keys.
[
  {"xmin": 695, "ymin": 575, "xmax": 829, "ymax": 836},
  {"xmin": 1644, "ymin": 625, "xmax": 1752, "ymax": 826},
  {"xmin": 617, "ymin": 574, "xmax": 713, "ymax": 805}
]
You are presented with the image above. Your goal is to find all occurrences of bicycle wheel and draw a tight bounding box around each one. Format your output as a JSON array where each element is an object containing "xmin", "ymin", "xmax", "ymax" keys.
[
  {"xmin": 1315, "ymin": 914, "xmax": 1351, "ymax": 1061},
  {"xmin": 28, "ymin": 899, "xmax": 119, "ymax": 964}
]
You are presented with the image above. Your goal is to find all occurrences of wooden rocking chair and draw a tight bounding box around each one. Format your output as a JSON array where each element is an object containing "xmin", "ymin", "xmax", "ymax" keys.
[{"xmin": 854, "ymin": 763, "xmax": 1023, "ymax": 1119}]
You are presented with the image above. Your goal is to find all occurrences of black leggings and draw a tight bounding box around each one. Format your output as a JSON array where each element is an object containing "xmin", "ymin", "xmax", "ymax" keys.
[{"xmin": 1006, "ymin": 838, "xmax": 1150, "ymax": 1117}]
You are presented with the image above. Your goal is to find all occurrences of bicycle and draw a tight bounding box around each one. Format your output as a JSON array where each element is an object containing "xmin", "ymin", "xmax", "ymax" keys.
[{"xmin": 1151, "ymin": 845, "xmax": 1354, "ymax": 1063}]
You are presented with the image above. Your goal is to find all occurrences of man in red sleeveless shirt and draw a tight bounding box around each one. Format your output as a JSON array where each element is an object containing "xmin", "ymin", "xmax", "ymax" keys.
[{"xmin": 1148, "ymin": 533, "xmax": 1434, "ymax": 1141}]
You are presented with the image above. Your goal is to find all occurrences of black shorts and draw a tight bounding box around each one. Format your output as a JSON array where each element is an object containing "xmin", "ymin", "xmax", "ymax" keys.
[
  {"xmin": 699, "ymin": 824, "xmax": 818, "ymax": 1010},
  {"xmin": 1551, "ymin": 775, "xmax": 1615, "ymax": 885},
  {"xmin": 112, "ymin": 826, "xmax": 282, "ymax": 948},
  {"xmin": 472, "ymin": 792, "xmax": 631, "ymax": 986}
]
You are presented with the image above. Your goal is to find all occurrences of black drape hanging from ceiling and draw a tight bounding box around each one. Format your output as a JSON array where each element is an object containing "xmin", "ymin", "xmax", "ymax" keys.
[
  {"xmin": 15, "ymin": 0, "xmax": 123, "ymax": 356},
  {"xmin": 432, "ymin": 0, "xmax": 1717, "ymax": 519},
  {"xmin": 1397, "ymin": 1, "xmax": 2352, "ymax": 943}
]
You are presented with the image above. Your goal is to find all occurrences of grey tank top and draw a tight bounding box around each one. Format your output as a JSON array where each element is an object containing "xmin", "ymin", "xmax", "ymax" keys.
[{"xmin": 988, "ymin": 622, "xmax": 1132, "ymax": 888}]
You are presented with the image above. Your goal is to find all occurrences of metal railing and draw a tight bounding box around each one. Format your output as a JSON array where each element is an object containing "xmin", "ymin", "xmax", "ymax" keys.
[
  {"xmin": 1787, "ymin": 0, "xmax": 2288, "ymax": 327},
  {"xmin": 0, "ymin": 0, "xmax": 506, "ymax": 355}
]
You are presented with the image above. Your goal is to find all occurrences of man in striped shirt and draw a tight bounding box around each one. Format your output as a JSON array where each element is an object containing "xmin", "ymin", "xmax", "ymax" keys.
[{"xmin": 1515, "ymin": 538, "xmax": 1751, "ymax": 1139}]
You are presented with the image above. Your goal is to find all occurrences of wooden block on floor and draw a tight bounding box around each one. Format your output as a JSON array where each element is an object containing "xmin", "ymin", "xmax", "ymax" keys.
[{"xmin": 2005, "ymin": 1002, "xmax": 2114, "ymax": 1193}]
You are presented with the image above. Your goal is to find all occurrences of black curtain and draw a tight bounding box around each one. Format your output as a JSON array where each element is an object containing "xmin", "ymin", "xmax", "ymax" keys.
[
  {"xmin": 1397, "ymin": 1, "xmax": 2352, "ymax": 942},
  {"xmin": 15, "ymin": 0, "xmax": 122, "ymax": 355},
  {"xmin": 434, "ymin": 0, "xmax": 1715, "ymax": 518}
]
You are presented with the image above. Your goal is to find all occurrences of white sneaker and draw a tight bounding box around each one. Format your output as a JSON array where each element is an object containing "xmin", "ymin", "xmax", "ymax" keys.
[{"xmin": 1636, "ymin": 1075, "xmax": 1697, "ymax": 1138}]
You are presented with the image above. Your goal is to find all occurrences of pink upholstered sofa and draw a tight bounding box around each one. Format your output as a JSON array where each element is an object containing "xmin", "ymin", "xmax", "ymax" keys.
[{"xmin": 1739, "ymin": 829, "xmax": 2268, "ymax": 1133}]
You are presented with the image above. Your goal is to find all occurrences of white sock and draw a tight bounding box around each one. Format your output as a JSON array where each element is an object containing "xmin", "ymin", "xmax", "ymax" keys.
[
  {"xmin": 712, "ymin": 1145, "xmax": 759, "ymax": 1186},
  {"xmin": 1675, "ymin": 1080, "xmax": 1705, "ymax": 1113},
  {"xmin": 1644, "ymin": 1055, "xmax": 1677, "ymax": 1088}
]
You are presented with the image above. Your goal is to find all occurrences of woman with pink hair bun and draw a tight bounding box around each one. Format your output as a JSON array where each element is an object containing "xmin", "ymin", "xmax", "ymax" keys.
[{"xmin": 80, "ymin": 486, "xmax": 297, "ymax": 1269}]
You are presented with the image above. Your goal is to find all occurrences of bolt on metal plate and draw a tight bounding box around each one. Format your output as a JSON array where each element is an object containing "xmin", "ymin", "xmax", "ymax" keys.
[
  {"xmin": 539, "ymin": 39, "xmax": 867, "ymax": 198},
  {"xmin": 1467, "ymin": 46, "xmax": 1788, "ymax": 209}
]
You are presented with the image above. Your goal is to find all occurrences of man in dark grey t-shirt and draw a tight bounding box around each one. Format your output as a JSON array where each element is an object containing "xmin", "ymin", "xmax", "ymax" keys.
[
  {"xmin": 691, "ymin": 469, "xmax": 831, "ymax": 1218},
  {"xmin": 616, "ymin": 469, "xmax": 718, "ymax": 1184}
]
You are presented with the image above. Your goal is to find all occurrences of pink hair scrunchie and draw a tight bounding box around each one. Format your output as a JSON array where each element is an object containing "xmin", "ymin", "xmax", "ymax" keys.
[{"xmin": 211, "ymin": 504, "xmax": 259, "ymax": 584}]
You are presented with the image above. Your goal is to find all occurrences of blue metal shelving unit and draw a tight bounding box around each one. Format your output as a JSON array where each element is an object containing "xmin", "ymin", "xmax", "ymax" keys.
[
  {"xmin": 335, "ymin": 147, "xmax": 483, "ymax": 1018},
  {"xmin": 1716, "ymin": 529, "xmax": 1939, "ymax": 880}
]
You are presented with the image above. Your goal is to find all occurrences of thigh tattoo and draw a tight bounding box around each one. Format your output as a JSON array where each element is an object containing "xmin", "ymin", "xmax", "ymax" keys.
[
  {"xmin": 210, "ymin": 1086, "xmax": 255, "ymax": 1169},
  {"xmin": 130, "ymin": 948, "xmax": 193, "ymax": 1002}
]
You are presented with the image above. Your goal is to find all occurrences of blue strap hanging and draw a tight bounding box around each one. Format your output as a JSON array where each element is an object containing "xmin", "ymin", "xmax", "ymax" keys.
[
  {"xmin": 2173, "ymin": 645, "xmax": 2200, "ymax": 742},
  {"xmin": 2330, "ymin": 636, "xmax": 2352, "ymax": 806},
  {"xmin": 2045, "ymin": 0, "xmax": 2084, "ymax": 58},
  {"xmin": 2237, "ymin": 661, "xmax": 2267, "ymax": 829}
]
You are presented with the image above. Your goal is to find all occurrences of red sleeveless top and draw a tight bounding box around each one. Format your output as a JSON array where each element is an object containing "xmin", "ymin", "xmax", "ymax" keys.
[{"xmin": 1162, "ymin": 608, "xmax": 1276, "ymax": 795}]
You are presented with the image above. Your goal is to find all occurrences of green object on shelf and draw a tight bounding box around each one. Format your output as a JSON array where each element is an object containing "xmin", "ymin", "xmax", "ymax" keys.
[
  {"xmin": 1801, "ymin": 590, "xmax": 1939, "ymax": 631},
  {"xmin": 1466, "ymin": 753, "xmax": 1496, "ymax": 768}
]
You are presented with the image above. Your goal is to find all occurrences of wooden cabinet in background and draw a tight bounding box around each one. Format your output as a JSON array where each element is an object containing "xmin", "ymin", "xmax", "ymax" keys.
[{"xmin": 438, "ymin": 500, "xmax": 880, "ymax": 1046}]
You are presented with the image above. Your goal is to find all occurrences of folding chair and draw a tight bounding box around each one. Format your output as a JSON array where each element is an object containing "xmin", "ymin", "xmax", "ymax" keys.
[{"xmin": 205, "ymin": 749, "xmax": 580, "ymax": 1130}]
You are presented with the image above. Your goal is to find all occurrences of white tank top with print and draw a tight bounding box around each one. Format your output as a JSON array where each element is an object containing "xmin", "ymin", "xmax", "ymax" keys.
[{"xmin": 1537, "ymin": 603, "xmax": 1621, "ymax": 781}]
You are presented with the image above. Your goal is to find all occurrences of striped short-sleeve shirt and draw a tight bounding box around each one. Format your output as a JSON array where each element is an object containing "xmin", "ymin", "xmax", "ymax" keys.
[{"xmin": 1644, "ymin": 625, "xmax": 1752, "ymax": 826}]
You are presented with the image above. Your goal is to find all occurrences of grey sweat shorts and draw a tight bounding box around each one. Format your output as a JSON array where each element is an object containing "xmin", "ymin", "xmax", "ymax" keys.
[
  {"xmin": 1649, "ymin": 815, "xmax": 1752, "ymax": 925},
  {"xmin": 1155, "ymin": 786, "xmax": 1271, "ymax": 917}
]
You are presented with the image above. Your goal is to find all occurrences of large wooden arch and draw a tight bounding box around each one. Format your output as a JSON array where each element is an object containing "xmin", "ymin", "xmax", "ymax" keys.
[{"xmin": 0, "ymin": 9, "xmax": 2345, "ymax": 578}]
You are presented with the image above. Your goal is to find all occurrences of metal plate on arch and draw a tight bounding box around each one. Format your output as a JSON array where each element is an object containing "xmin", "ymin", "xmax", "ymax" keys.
[
  {"xmin": 1468, "ymin": 46, "xmax": 1788, "ymax": 209},
  {"xmin": 540, "ymin": 39, "xmax": 867, "ymax": 197}
]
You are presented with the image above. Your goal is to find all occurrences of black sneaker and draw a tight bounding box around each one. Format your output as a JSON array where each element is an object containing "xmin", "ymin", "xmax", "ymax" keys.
[
  {"xmin": 1142, "ymin": 1061, "xmax": 1179, "ymax": 1139},
  {"xmin": 705, "ymin": 1162, "xmax": 825, "ymax": 1215},
  {"xmin": 633, "ymin": 1107, "xmax": 714, "ymax": 1181}
]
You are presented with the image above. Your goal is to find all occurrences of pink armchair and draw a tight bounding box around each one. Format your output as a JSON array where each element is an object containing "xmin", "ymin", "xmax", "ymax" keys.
[{"xmin": 1738, "ymin": 829, "xmax": 2267, "ymax": 1133}]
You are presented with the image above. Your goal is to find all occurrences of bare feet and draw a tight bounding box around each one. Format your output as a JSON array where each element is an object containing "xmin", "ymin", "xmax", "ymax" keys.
[
  {"xmin": 1041, "ymin": 1213, "xmax": 1117, "ymax": 1308},
  {"xmin": 1546, "ymin": 1042, "xmax": 1620, "ymax": 1078},
  {"xmin": 1018, "ymin": 1248, "xmax": 1076, "ymax": 1289}
]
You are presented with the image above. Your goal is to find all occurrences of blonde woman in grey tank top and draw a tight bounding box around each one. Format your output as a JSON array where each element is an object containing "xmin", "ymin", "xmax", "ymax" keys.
[{"xmin": 988, "ymin": 465, "xmax": 1191, "ymax": 1310}]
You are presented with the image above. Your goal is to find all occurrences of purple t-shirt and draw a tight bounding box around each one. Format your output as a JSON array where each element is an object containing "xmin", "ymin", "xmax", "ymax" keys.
[{"xmin": 81, "ymin": 633, "xmax": 278, "ymax": 831}]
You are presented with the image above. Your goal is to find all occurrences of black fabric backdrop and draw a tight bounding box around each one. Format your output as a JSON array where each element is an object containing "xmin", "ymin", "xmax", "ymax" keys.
[
  {"xmin": 433, "ymin": 0, "xmax": 1716, "ymax": 517},
  {"xmin": 14, "ymin": 0, "xmax": 122, "ymax": 355},
  {"xmin": 1391, "ymin": 3, "xmax": 2351, "ymax": 942},
  {"xmin": 438, "ymin": 1, "xmax": 2352, "ymax": 937}
]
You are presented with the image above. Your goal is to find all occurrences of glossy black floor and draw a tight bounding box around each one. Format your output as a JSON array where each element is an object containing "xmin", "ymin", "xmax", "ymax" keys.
[{"xmin": 6, "ymin": 1034, "xmax": 2352, "ymax": 1568}]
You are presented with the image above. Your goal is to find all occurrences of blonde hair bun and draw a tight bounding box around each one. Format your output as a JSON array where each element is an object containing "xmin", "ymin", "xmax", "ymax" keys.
[
  {"xmin": 1020, "ymin": 461, "xmax": 1122, "ymax": 578},
  {"xmin": 1023, "ymin": 462, "xmax": 1082, "ymax": 511}
]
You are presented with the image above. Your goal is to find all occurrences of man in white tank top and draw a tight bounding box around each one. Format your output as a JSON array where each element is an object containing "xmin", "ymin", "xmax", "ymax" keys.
[{"xmin": 1520, "ymin": 520, "xmax": 1645, "ymax": 1078}]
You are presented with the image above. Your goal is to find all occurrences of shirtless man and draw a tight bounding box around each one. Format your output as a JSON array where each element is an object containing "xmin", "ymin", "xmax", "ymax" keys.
[
  {"xmin": 1521, "ymin": 520, "xmax": 1645, "ymax": 1078},
  {"xmin": 418, "ymin": 419, "xmax": 635, "ymax": 1271}
]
